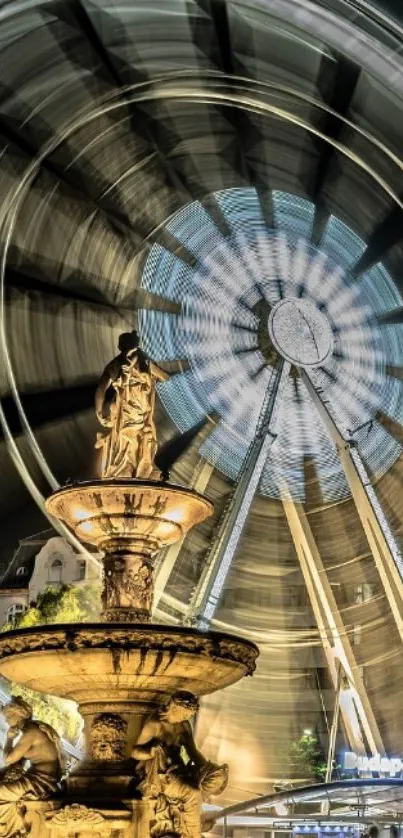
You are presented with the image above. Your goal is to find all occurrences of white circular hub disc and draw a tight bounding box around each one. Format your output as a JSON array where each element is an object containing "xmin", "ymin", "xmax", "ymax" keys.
[{"xmin": 268, "ymin": 298, "xmax": 333, "ymax": 367}]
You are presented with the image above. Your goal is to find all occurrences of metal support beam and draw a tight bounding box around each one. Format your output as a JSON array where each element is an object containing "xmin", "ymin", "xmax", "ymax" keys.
[
  {"xmin": 152, "ymin": 457, "xmax": 215, "ymax": 614},
  {"xmin": 282, "ymin": 495, "xmax": 384, "ymax": 756},
  {"xmin": 321, "ymin": 662, "xmax": 341, "ymax": 814},
  {"xmin": 186, "ymin": 361, "xmax": 289, "ymax": 628},
  {"xmin": 325, "ymin": 662, "xmax": 342, "ymax": 784},
  {"xmin": 300, "ymin": 369, "xmax": 403, "ymax": 647}
]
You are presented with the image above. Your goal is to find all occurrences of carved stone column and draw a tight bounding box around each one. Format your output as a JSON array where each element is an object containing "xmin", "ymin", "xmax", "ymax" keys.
[
  {"xmin": 67, "ymin": 700, "xmax": 152, "ymax": 797},
  {"xmin": 45, "ymin": 481, "xmax": 213, "ymax": 624},
  {"xmin": 102, "ymin": 551, "xmax": 154, "ymax": 622}
]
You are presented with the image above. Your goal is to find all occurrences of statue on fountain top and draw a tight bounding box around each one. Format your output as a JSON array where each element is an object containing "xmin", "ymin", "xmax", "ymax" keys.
[
  {"xmin": 0, "ymin": 696, "xmax": 62, "ymax": 837},
  {"xmin": 95, "ymin": 330, "xmax": 169, "ymax": 481},
  {"xmin": 132, "ymin": 691, "xmax": 228, "ymax": 838}
]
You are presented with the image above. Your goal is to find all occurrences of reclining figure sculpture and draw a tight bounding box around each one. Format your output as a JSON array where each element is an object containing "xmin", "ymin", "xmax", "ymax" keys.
[
  {"xmin": 132, "ymin": 691, "xmax": 228, "ymax": 838},
  {"xmin": 0, "ymin": 697, "xmax": 62, "ymax": 837}
]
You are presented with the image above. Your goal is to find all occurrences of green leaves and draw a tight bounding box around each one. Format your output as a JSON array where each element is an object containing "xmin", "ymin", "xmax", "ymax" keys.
[
  {"xmin": 10, "ymin": 582, "xmax": 101, "ymax": 629},
  {"xmin": 2, "ymin": 581, "xmax": 102, "ymax": 743},
  {"xmin": 288, "ymin": 733, "xmax": 327, "ymax": 782}
]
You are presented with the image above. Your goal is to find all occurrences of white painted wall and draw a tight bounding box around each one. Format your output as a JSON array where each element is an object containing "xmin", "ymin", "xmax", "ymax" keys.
[{"xmin": 29, "ymin": 536, "xmax": 101, "ymax": 603}]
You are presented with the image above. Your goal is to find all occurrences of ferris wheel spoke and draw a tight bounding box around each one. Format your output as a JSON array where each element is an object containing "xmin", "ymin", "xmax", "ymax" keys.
[
  {"xmin": 352, "ymin": 204, "xmax": 403, "ymax": 277},
  {"xmin": 233, "ymin": 344, "xmax": 260, "ymax": 357},
  {"xmin": 0, "ymin": 381, "xmax": 97, "ymax": 438},
  {"xmin": 307, "ymin": 50, "xmax": 361, "ymax": 220},
  {"xmin": 377, "ymin": 306, "xmax": 403, "ymax": 326},
  {"xmin": 375, "ymin": 409, "xmax": 403, "ymax": 447},
  {"xmin": 386, "ymin": 364, "xmax": 403, "ymax": 382},
  {"xmin": 4, "ymin": 266, "xmax": 115, "ymax": 311}
]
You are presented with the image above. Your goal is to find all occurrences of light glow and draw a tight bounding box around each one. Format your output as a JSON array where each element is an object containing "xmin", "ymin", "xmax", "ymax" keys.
[{"xmin": 140, "ymin": 187, "xmax": 403, "ymax": 503}]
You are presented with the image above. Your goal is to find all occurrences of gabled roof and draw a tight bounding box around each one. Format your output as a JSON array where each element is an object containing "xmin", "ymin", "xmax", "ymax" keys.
[{"xmin": 0, "ymin": 530, "xmax": 52, "ymax": 591}]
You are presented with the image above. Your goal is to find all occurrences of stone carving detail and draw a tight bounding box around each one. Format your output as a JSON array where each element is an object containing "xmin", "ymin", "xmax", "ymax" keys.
[
  {"xmin": 51, "ymin": 803, "xmax": 105, "ymax": 825},
  {"xmin": 132, "ymin": 692, "xmax": 228, "ymax": 838},
  {"xmin": 95, "ymin": 330, "xmax": 169, "ymax": 480},
  {"xmin": 0, "ymin": 627, "xmax": 258, "ymax": 675},
  {"xmin": 0, "ymin": 697, "xmax": 62, "ymax": 838},
  {"xmin": 91, "ymin": 714, "xmax": 127, "ymax": 761},
  {"xmin": 102, "ymin": 555, "xmax": 154, "ymax": 621}
]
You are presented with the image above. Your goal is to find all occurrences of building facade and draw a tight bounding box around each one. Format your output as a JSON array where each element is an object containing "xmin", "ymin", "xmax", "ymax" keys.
[{"xmin": 0, "ymin": 531, "xmax": 101, "ymax": 628}]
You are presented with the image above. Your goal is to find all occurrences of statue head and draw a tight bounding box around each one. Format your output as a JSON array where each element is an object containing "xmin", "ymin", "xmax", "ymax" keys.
[
  {"xmin": 118, "ymin": 331, "xmax": 139, "ymax": 354},
  {"xmin": 159, "ymin": 691, "xmax": 200, "ymax": 723},
  {"xmin": 1, "ymin": 696, "xmax": 32, "ymax": 728}
]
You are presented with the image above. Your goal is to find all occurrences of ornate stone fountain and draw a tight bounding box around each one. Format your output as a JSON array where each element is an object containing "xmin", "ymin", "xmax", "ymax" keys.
[{"xmin": 0, "ymin": 331, "xmax": 258, "ymax": 838}]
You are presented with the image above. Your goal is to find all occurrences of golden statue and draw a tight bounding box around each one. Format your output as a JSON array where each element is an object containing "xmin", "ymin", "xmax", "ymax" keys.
[
  {"xmin": 0, "ymin": 697, "xmax": 62, "ymax": 837},
  {"xmin": 131, "ymin": 691, "xmax": 228, "ymax": 838},
  {"xmin": 95, "ymin": 331, "xmax": 169, "ymax": 480}
]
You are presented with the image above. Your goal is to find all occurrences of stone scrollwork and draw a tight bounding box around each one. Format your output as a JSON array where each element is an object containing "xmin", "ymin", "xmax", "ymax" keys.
[
  {"xmin": 91, "ymin": 714, "xmax": 128, "ymax": 761},
  {"xmin": 50, "ymin": 803, "xmax": 105, "ymax": 825}
]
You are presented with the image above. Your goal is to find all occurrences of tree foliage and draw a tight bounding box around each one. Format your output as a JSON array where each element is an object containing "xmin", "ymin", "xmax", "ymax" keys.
[
  {"xmin": 2, "ymin": 582, "xmax": 101, "ymax": 742},
  {"xmin": 288, "ymin": 733, "xmax": 327, "ymax": 782},
  {"xmin": 4, "ymin": 583, "xmax": 101, "ymax": 631},
  {"xmin": 8, "ymin": 682, "xmax": 81, "ymax": 743}
]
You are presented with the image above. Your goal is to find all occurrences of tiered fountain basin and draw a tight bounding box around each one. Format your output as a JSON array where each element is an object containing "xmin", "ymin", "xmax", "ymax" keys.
[
  {"xmin": 45, "ymin": 479, "xmax": 214, "ymax": 552},
  {"xmin": 0, "ymin": 477, "xmax": 259, "ymax": 795},
  {"xmin": 0, "ymin": 622, "xmax": 258, "ymax": 705},
  {"xmin": 0, "ymin": 622, "xmax": 258, "ymax": 792}
]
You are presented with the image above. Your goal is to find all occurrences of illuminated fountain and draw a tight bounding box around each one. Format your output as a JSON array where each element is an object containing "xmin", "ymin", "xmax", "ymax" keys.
[{"xmin": 0, "ymin": 331, "xmax": 258, "ymax": 838}]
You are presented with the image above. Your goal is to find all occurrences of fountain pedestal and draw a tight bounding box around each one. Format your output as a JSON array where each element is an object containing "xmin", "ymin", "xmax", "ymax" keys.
[{"xmin": 0, "ymin": 478, "xmax": 258, "ymax": 837}]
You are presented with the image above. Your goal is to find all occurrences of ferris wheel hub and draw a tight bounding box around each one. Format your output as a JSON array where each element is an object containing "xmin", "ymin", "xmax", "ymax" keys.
[{"xmin": 268, "ymin": 298, "xmax": 334, "ymax": 368}]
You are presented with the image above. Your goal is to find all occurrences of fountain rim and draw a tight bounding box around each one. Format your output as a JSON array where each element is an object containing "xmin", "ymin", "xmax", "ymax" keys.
[
  {"xmin": 0, "ymin": 622, "xmax": 259, "ymax": 676},
  {"xmin": 45, "ymin": 478, "xmax": 215, "ymax": 507}
]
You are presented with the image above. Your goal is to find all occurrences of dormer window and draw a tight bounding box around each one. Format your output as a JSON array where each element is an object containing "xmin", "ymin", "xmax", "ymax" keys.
[
  {"xmin": 48, "ymin": 555, "xmax": 64, "ymax": 583},
  {"xmin": 77, "ymin": 560, "xmax": 86, "ymax": 581}
]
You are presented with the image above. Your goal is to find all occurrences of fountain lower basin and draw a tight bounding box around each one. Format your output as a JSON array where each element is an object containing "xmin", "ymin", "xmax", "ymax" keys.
[
  {"xmin": 0, "ymin": 623, "xmax": 257, "ymax": 704},
  {"xmin": 0, "ymin": 622, "xmax": 257, "ymax": 785}
]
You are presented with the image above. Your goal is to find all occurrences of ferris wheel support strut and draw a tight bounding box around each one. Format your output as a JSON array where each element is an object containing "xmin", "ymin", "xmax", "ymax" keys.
[
  {"xmin": 300, "ymin": 368, "xmax": 403, "ymax": 649},
  {"xmin": 152, "ymin": 457, "xmax": 215, "ymax": 615},
  {"xmin": 185, "ymin": 359, "xmax": 289, "ymax": 628},
  {"xmin": 282, "ymin": 493, "xmax": 384, "ymax": 757}
]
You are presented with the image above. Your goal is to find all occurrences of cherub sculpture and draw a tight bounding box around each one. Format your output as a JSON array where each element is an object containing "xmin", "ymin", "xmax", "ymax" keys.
[
  {"xmin": 131, "ymin": 691, "xmax": 228, "ymax": 838},
  {"xmin": 0, "ymin": 696, "xmax": 62, "ymax": 837}
]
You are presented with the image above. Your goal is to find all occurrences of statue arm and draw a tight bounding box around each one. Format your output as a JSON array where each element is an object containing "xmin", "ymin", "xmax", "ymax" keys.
[
  {"xmin": 94, "ymin": 360, "xmax": 119, "ymax": 426},
  {"xmin": 131, "ymin": 720, "xmax": 160, "ymax": 761},
  {"xmin": 3, "ymin": 729, "xmax": 17, "ymax": 758},
  {"xmin": 182, "ymin": 721, "xmax": 207, "ymax": 767},
  {"xmin": 3, "ymin": 730, "xmax": 33, "ymax": 766},
  {"xmin": 149, "ymin": 360, "xmax": 170, "ymax": 383}
]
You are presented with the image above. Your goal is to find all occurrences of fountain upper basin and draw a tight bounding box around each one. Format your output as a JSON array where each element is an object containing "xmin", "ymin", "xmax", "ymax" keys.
[{"xmin": 45, "ymin": 479, "xmax": 214, "ymax": 552}]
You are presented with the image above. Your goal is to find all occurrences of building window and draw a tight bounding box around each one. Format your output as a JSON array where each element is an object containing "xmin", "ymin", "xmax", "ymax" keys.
[
  {"xmin": 283, "ymin": 586, "xmax": 302, "ymax": 607},
  {"xmin": 49, "ymin": 556, "xmax": 63, "ymax": 583},
  {"xmin": 16, "ymin": 567, "xmax": 28, "ymax": 577},
  {"xmin": 6, "ymin": 603, "xmax": 27, "ymax": 625},
  {"xmin": 352, "ymin": 624, "xmax": 362, "ymax": 646},
  {"xmin": 77, "ymin": 560, "xmax": 86, "ymax": 581},
  {"xmin": 354, "ymin": 583, "xmax": 375, "ymax": 604}
]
